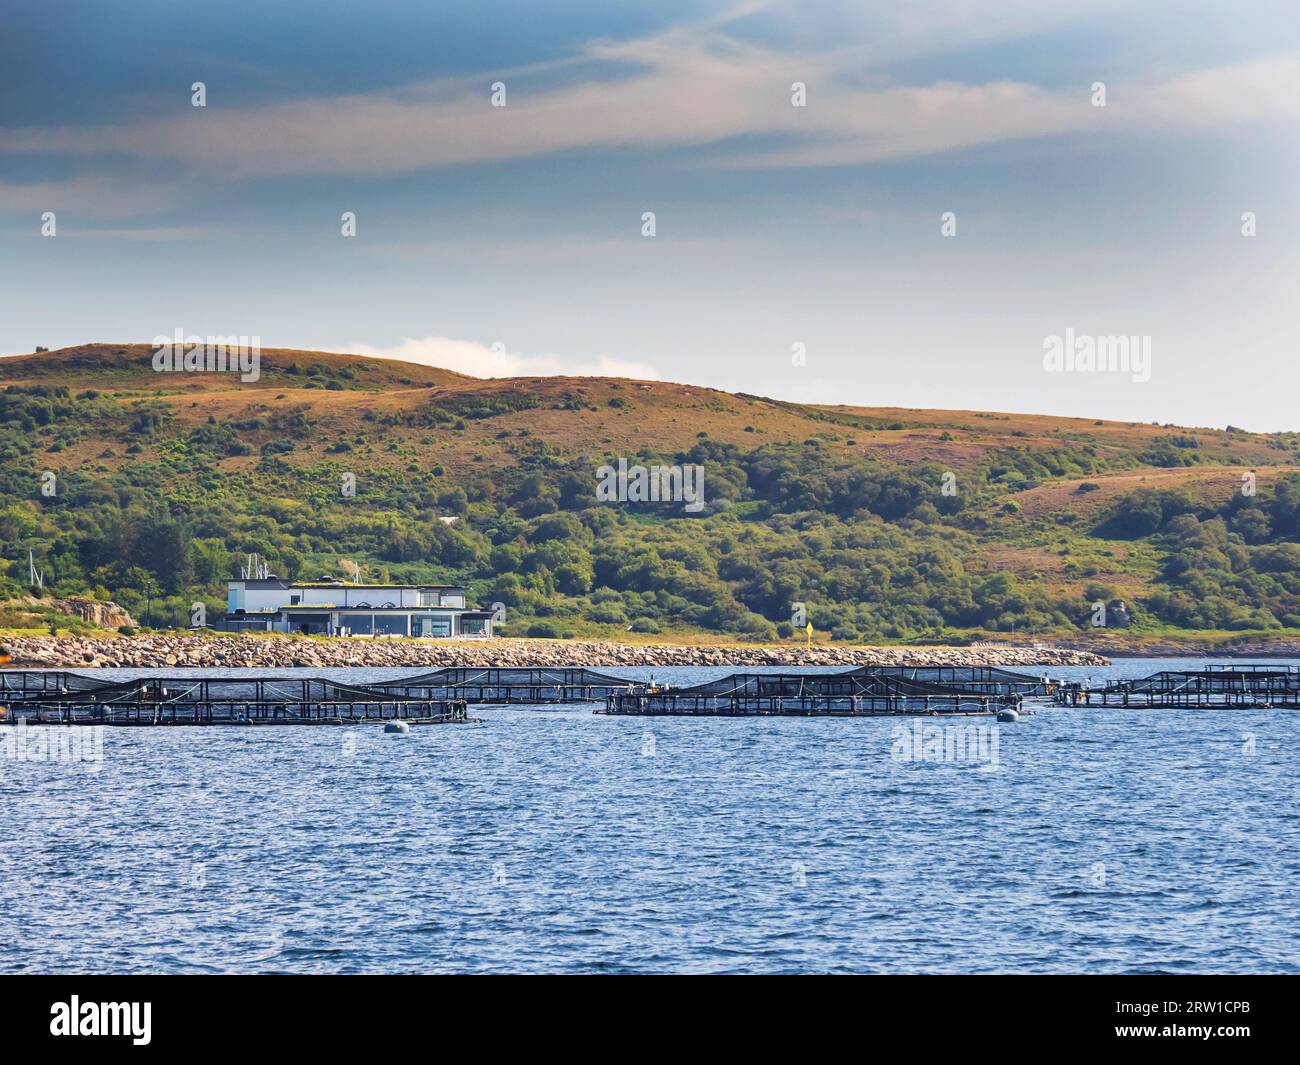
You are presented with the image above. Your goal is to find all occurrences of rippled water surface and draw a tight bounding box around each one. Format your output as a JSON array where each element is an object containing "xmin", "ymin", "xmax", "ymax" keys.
[{"xmin": 3, "ymin": 658, "xmax": 1297, "ymax": 973}]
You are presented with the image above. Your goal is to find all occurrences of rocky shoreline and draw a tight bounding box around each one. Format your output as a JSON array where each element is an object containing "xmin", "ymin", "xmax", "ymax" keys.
[
  {"xmin": 1053, "ymin": 634, "xmax": 1300, "ymax": 658},
  {"xmin": 0, "ymin": 633, "xmax": 1107, "ymax": 670}
]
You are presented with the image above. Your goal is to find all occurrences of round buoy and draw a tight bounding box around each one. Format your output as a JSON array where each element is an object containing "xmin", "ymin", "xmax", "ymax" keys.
[
  {"xmin": 384, "ymin": 720, "xmax": 410, "ymax": 734},
  {"xmin": 996, "ymin": 708, "xmax": 1020, "ymax": 723}
]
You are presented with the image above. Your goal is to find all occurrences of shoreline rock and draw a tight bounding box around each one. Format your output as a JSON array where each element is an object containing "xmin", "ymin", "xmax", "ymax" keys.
[
  {"xmin": 0, "ymin": 633, "xmax": 1108, "ymax": 670},
  {"xmin": 9, "ymin": 596, "xmax": 136, "ymax": 629}
]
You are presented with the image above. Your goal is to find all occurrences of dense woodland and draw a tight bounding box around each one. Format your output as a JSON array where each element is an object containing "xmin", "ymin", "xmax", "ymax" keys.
[{"xmin": 2, "ymin": 350, "xmax": 1299, "ymax": 642}]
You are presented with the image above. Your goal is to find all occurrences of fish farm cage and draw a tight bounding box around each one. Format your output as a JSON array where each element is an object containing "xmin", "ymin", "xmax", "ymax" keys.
[
  {"xmin": 849, "ymin": 664, "xmax": 1049, "ymax": 696},
  {"xmin": 370, "ymin": 664, "xmax": 1049, "ymax": 707},
  {"xmin": 372, "ymin": 666, "xmax": 636, "ymax": 703},
  {"xmin": 1054, "ymin": 666, "xmax": 1300, "ymax": 709},
  {"xmin": 0, "ymin": 670, "xmax": 114, "ymax": 699},
  {"xmin": 0, "ymin": 673, "xmax": 470, "ymax": 726},
  {"xmin": 600, "ymin": 670, "xmax": 1025, "ymax": 716}
]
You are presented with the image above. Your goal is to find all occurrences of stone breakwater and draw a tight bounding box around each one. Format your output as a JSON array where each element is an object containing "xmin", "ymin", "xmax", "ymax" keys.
[{"xmin": 0, "ymin": 634, "xmax": 1108, "ymax": 670}]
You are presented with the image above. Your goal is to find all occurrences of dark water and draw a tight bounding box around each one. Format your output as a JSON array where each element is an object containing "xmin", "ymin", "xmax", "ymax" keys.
[{"xmin": 2, "ymin": 658, "xmax": 1297, "ymax": 973}]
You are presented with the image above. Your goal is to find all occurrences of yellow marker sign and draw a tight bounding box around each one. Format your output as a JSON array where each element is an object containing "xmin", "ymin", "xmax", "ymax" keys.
[{"xmin": 805, "ymin": 621, "xmax": 814, "ymax": 648}]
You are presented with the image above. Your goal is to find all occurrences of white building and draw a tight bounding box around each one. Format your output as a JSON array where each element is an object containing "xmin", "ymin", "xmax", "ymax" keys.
[{"xmin": 224, "ymin": 577, "xmax": 494, "ymax": 637}]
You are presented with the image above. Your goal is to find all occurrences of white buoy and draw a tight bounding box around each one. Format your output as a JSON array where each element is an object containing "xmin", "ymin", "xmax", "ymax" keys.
[
  {"xmin": 997, "ymin": 708, "xmax": 1020, "ymax": 723},
  {"xmin": 384, "ymin": 720, "xmax": 410, "ymax": 734}
]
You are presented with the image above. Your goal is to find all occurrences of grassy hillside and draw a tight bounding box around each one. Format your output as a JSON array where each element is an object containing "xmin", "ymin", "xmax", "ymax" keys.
[{"xmin": 3, "ymin": 343, "xmax": 1299, "ymax": 643}]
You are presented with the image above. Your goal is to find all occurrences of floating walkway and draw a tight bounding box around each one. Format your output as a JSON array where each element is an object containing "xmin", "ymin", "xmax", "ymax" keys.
[
  {"xmin": 0, "ymin": 664, "xmax": 1047, "ymax": 708},
  {"xmin": 373, "ymin": 666, "xmax": 635, "ymax": 704},
  {"xmin": 0, "ymin": 663, "xmax": 1047, "ymax": 721},
  {"xmin": 0, "ymin": 674, "xmax": 470, "ymax": 726},
  {"xmin": 1055, "ymin": 665, "xmax": 1300, "ymax": 709},
  {"xmin": 599, "ymin": 670, "xmax": 1024, "ymax": 717}
]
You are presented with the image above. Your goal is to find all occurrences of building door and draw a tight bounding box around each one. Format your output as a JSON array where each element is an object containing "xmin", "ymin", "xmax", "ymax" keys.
[{"xmin": 419, "ymin": 617, "xmax": 451, "ymax": 637}]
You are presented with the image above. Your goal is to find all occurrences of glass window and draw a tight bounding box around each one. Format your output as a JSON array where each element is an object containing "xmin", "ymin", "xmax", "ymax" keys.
[
  {"xmin": 418, "ymin": 616, "xmax": 451, "ymax": 637},
  {"xmin": 374, "ymin": 614, "xmax": 409, "ymax": 636},
  {"xmin": 340, "ymin": 613, "xmax": 374, "ymax": 635}
]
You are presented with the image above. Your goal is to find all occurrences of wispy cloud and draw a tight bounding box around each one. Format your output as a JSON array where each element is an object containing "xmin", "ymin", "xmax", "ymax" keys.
[
  {"xmin": 4, "ymin": 9, "xmax": 1297, "ymax": 181},
  {"xmin": 63, "ymin": 224, "xmax": 212, "ymax": 241},
  {"xmin": 0, "ymin": 176, "xmax": 187, "ymax": 218},
  {"xmin": 346, "ymin": 336, "xmax": 662, "ymax": 381}
]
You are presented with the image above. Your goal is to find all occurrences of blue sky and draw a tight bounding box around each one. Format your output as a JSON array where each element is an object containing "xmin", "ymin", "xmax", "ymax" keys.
[{"xmin": 2, "ymin": 0, "xmax": 1299, "ymax": 428}]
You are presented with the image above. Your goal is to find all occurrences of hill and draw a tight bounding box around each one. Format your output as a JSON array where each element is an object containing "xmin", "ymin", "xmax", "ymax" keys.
[{"xmin": 3, "ymin": 342, "xmax": 1299, "ymax": 645}]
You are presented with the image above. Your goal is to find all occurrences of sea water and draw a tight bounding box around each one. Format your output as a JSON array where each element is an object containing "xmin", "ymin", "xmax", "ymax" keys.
[{"xmin": 1, "ymin": 658, "xmax": 1296, "ymax": 973}]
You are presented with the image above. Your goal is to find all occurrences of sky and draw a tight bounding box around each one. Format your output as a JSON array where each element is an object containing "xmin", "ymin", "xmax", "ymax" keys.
[{"xmin": 2, "ymin": 0, "xmax": 1299, "ymax": 429}]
